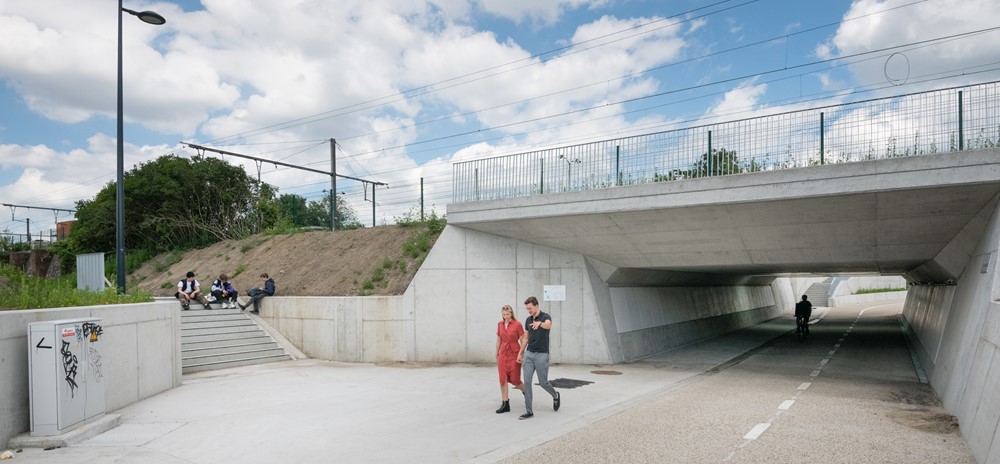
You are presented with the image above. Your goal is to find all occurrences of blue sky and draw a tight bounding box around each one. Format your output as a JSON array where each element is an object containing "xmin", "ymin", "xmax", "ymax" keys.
[{"xmin": 1, "ymin": 0, "xmax": 999, "ymax": 240}]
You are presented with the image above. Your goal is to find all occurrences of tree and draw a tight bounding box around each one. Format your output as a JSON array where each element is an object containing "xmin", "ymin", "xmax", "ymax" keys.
[
  {"xmin": 274, "ymin": 193, "xmax": 363, "ymax": 230},
  {"xmin": 69, "ymin": 154, "xmax": 279, "ymax": 254},
  {"xmin": 656, "ymin": 147, "xmax": 762, "ymax": 181}
]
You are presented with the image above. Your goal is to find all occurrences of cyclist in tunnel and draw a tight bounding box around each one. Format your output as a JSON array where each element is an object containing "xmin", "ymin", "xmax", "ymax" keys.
[{"xmin": 795, "ymin": 295, "xmax": 813, "ymax": 335}]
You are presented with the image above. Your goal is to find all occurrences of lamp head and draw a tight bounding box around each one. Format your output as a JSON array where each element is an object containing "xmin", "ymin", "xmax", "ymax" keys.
[{"xmin": 122, "ymin": 8, "xmax": 166, "ymax": 25}]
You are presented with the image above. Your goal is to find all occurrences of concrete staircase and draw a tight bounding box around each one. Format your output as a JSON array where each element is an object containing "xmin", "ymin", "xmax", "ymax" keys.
[
  {"xmin": 804, "ymin": 277, "xmax": 833, "ymax": 307},
  {"xmin": 181, "ymin": 306, "xmax": 290, "ymax": 374}
]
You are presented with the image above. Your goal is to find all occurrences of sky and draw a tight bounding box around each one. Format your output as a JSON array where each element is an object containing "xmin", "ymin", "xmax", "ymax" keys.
[{"xmin": 1, "ymin": 0, "xmax": 999, "ymax": 241}]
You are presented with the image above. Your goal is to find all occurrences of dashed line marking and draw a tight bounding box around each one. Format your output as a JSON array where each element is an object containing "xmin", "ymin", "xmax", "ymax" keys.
[
  {"xmin": 744, "ymin": 423, "xmax": 771, "ymax": 440},
  {"xmin": 810, "ymin": 370, "xmax": 821, "ymax": 377},
  {"xmin": 834, "ymin": 344, "xmax": 841, "ymax": 348},
  {"xmin": 797, "ymin": 382, "xmax": 812, "ymax": 390},
  {"xmin": 828, "ymin": 350, "xmax": 836, "ymax": 355},
  {"xmin": 778, "ymin": 400, "xmax": 795, "ymax": 410},
  {"xmin": 818, "ymin": 358, "xmax": 829, "ymax": 367}
]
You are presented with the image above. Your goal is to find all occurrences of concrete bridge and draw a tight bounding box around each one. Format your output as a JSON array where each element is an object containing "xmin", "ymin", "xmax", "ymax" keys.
[{"xmin": 440, "ymin": 147, "xmax": 1000, "ymax": 462}]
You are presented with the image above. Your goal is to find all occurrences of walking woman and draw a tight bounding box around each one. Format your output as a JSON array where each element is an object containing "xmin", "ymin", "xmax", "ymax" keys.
[{"xmin": 495, "ymin": 304, "xmax": 525, "ymax": 413}]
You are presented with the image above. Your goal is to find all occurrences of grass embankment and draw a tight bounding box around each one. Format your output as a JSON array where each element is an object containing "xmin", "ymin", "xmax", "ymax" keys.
[
  {"xmin": 852, "ymin": 287, "xmax": 906, "ymax": 295},
  {"xmin": 0, "ymin": 264, "xmax": 152, "ymax": 310}
]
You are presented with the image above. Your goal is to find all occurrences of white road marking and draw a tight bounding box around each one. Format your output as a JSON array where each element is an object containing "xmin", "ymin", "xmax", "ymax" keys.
[
  {"xmin": 797, "ymin": 382, "xmax": 811, "ymax": 390},
  {"xmin": 819, "ymin": 358, "xmax": 829, "ymax": 366},
  {"xmin": 744, "ymin": 423, "xmax": 771, "ymax": 440},
  {"xmin": 778, "ymin": 400, "xmax": 795, "ymax": 410},
  {"xmin": 828, "ymin": 350, "xmax": 836, "ymax": 355},
  {"xmin": 835, "ymin": 344, "xmax": 841, "ymax": 348},
  {"xmin": 810, "ymin": 370, "xmax": 821, "ymax": 377}
]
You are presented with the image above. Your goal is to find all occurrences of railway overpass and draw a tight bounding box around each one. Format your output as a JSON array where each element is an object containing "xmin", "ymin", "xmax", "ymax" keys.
[{"xmin": 437, "ymin": 148, "xmax": 1000, "ymax": 462}]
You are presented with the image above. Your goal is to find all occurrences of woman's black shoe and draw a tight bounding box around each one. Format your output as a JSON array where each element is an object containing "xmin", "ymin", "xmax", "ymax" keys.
[{"xmin": 495, "ymin": 400, "xmax": 510, "ymax": 414}]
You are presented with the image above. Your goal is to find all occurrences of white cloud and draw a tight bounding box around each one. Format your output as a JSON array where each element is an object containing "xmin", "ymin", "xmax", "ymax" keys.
[
  {"xmin": 819, "ymin": 0, "xmax": 1000, "ymax": 90},
  {"xmin": 476, "ymin": 0, "xmax": 609, "ymax": 25}
]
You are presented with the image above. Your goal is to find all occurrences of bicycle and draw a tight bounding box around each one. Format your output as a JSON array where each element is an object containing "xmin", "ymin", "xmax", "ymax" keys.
[{"xmin": 796, "ymin": 315, "xmax": 810, "ymax": 341}]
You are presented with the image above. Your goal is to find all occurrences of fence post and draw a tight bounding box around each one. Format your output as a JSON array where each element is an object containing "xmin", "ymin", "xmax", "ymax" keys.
[
  {"xmin": 820, "ymin": 111, "xmax": 825, "ymax": 165},
  {"xmin": 707, "ymin": 130, "xmax": 713, "ymax": 176},
  {"xmin": 474, "ymin": 168, "xmax": 479, "ymax": 201},
  {"xmin": 539, "ymin": 158, "xmax": 544, "ymax": 194},
  {"xmin": 615, "ymin": 145, "xmax": 621, "ymax": 186},
  {"xmin": 958, "ymin": 90, "xmax": 964, "ymax": 151}
]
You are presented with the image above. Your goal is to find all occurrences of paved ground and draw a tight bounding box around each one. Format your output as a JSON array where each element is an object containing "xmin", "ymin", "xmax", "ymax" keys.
[{"xmin": 5, "ymin": 301, "xmax": 975, "ymax": 463}]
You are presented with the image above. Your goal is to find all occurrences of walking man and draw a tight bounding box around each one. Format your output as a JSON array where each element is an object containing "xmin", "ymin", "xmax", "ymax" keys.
[{"xmin": 517, "ymin": 296, "xmax": 560, "ymax": 420}]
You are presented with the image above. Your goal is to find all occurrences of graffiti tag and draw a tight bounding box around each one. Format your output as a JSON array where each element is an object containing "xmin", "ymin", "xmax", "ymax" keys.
[
  {"xmin": 60, "ymin": 340, "xmax": 79, "ymax": 397},
  {"xmin": 88, "ymin": 347, "xmax": 104, "ymax": 382},
  {"xmin": 82, "ymin": 322, "xmax": 103, "ymax": 342}
]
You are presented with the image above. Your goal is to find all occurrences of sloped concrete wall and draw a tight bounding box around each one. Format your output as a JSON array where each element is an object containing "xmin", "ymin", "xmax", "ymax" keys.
[
  {"xmin": 902, "ymin": 193, "xmax": 1000, "ymax": 463},
  {"xmin": 0, "ymin": 301, "xmax": 181, "ymax": 448},
  {"xmin": 265, "ymin": 225, "xmax": 795, "ymax": 365}
]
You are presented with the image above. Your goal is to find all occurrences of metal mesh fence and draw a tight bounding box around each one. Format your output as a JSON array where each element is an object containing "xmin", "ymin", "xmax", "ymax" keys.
[{"xmin": 452, "ymin": 81, "xmax": 1000, "ymax": 203}]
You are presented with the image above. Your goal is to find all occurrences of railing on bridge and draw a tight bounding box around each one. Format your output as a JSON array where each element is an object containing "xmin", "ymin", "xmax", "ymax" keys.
[{"xmin": 452, "ymin": 81, "xmax": 1000, "ymax": 203}]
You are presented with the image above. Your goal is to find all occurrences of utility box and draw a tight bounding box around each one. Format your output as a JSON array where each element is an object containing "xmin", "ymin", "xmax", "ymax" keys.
[{"xmin": 27, "ymin": 318, "xmax": 106, "ymax": 436}]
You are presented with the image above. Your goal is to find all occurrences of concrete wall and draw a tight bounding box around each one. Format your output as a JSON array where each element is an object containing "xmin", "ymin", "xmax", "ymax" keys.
[
  {"xmin": 901, "ymin": 193, "xmax": 1000, "ymax": 463},
  {"xmin": 611, "ymin": 283, "xmax": 786, "ymax": 361},
  {"xmin": 832, "ymin": 276, "xmax": 906, "ymax": 297},
  {"xmin": 0, "ymin": 301, "xmax": 181, "ymax": 448},
  {"xmin": 262, "ymin": 226, "xmax": 795, "ymax": 365}
]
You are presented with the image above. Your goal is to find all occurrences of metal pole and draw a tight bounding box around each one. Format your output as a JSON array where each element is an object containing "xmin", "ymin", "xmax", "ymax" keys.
[
  {"xmin": 958, "ymin": 90, "xmax": 964, "ymax": 151},
  {"xmin": 371, "ymin": 185, "xmax": 376, "ymax": 227},
  {"xmin": 820, "ymin": 112, "xmax": 825, "ymax": 165},
  {"xmin": 115, "ymin": 0, "xmax": 126, "ymax": 292},
  {"xmin": 707, "ymin": 130, "xmax": 713, "ymax": 176},
  {"xmin": 330, "ymin": 138, "xmax": 336, "ymax": 231},
  {"xmin": 539, "ymin": 159, "xmax": 544, "ymax": 194},
  {"xmin": 26, "ymin": 218, "xmax": 30, "ymax": 250},
  {"xmin": 615, "ymin": 145, "xmax": 620, "ymax": 186},
  {"xmin": 420, "ymin": 177, "xmax": 425, "ymax": 221}
]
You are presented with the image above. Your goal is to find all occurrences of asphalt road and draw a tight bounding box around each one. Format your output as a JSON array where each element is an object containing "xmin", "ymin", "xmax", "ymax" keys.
[{"xmin": 504, "ymin": 302, "xmax": 975, "ymax": 463}]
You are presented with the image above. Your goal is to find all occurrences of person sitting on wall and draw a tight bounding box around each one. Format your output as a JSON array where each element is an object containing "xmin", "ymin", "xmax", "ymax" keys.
[
  {"xmin": 239, "ymin": 273, "xmax": 275, "ymax": 315},
  {"xmin": 210, "ymin": 273, "xmax": 239, "ymax": 309},
  {"xmin": 176, "ymin": 271, "xmax": 211, "ymax": 311}
]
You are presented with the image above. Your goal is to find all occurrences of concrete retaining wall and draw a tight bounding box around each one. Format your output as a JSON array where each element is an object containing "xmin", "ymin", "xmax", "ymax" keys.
[
  {"xmin": 262, "ymin": 226, "xmax": 795, "ymax": 365},
  {"xmin": 901, "ymin": 193, "xmax": 1000, "ymax": 463},
  {"xmin": 0, "ymin": 301, "xmax": 181, "ymax": 448},
  {"xmin": 828, "ymin": 290, "xmax": 908, "ymax": 307}
]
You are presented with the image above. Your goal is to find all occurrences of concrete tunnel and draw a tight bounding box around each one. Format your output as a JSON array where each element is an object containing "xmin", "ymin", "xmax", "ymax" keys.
[{"xmin": 437, "ymin": 148, "xmax": 1000, "ymax": 461}]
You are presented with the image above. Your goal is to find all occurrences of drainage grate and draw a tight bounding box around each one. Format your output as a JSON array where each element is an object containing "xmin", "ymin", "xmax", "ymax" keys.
[{"xmin": 546, "ymin": 378, "xmax": 593, "ymax": 389}]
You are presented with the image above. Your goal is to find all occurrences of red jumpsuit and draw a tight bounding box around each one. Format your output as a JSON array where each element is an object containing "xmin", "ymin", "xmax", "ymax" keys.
[{"xmin": 497, "ymin": 320, "xmax": 524, "ymax": 385}]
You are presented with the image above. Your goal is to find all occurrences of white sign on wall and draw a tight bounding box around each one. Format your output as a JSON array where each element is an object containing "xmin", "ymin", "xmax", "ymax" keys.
[{"xmin": 543, "ymin": 285, "xmax": 566, "ymax": 301}]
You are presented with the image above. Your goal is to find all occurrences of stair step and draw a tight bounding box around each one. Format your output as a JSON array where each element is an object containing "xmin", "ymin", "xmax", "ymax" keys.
[
  {"xmin": 182, "ymin": 335, "xmax": 273, "ymax": 349},
  {"xmin": 182, "ymin": 347, "xmax": 288, "ymax": 367},
  {"xmin": 182, "ymin": 324, "xmax": 260, "ymax": 337},
  {"xmin": 183, "ymin": 341, "xmax": 282, "ymax": 357},
  {"xmin": 182, "ymin": 354, "xmax": 291, "ymax": 374},
  {"xmin": 182, "ymin": 330, "xmax": 268, "ymax": 344},
  {"xmin": 182, "ymin": 319, "xmax": 257, "ymax": 329}
]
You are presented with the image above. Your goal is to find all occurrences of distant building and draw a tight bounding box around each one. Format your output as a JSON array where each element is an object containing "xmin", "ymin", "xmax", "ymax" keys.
[{"xmin": 57, "ymin": 220, "xmax": 75, "ymax": 241}]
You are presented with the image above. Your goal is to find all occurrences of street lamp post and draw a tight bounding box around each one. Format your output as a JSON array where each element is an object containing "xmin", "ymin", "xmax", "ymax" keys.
[
  {"xmin": 117, "ymin": 2, "xmax": 165, "ymax": 293},
  {"xmin": 558, "ymin": 154, "xmax": 581, "ymax": 190}
]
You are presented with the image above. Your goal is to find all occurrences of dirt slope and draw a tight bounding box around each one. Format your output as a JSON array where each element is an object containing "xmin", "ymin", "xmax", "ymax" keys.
[{"xmin": 131, "ymin": 225, "xmax": 438, "ymax": 297}]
